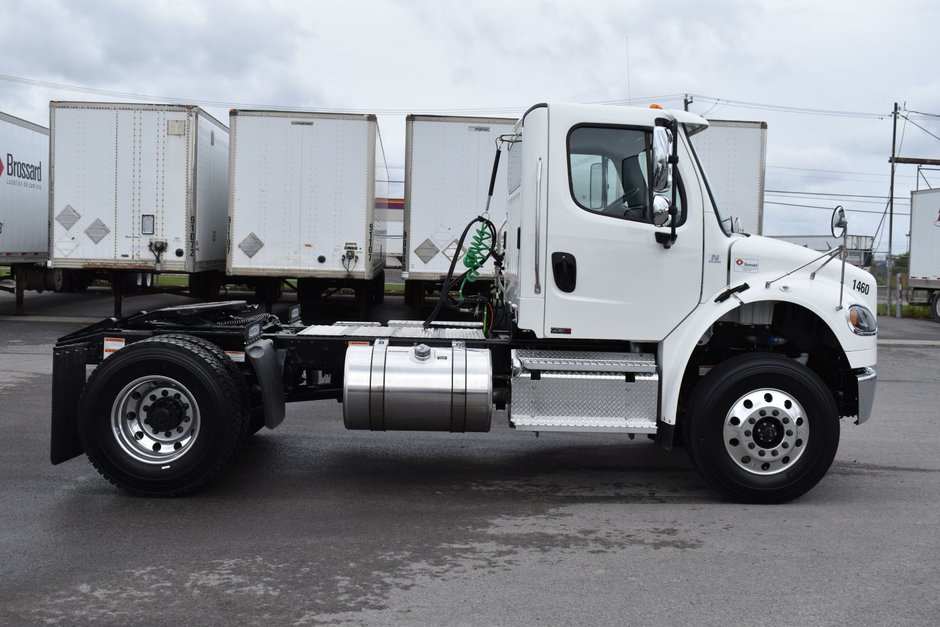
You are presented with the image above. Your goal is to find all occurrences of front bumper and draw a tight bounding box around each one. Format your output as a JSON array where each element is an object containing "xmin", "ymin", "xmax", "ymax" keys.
[{"xmin": 854, "ymin": 367, "xmax": 877, "ymax": 425}]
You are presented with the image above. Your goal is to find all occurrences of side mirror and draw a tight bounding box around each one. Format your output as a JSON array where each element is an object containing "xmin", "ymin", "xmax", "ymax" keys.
[
  {"xmin": 830, "ymin": 205, "xmax": 847, "ymax": 239},
  {"xmin": 651, "ymin": 126, "xmax": 672, "ymax": 193},
  {"xmin": 732, "ymin": 217, "xmax": 743, "ymax": 234},
  {"xmin": 652, "ymin": 195, "xmax": 670, "ymax": 226}
]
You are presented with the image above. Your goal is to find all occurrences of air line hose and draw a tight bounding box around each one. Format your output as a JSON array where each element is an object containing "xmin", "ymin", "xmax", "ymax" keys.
[{"xmin": 459, "ymin": 222, "xmax": 494, "ymax": 297}]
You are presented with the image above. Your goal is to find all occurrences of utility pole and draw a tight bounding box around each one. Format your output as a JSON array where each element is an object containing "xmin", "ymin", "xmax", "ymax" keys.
[{"xmin": 887, "ymin": 102, "xmax": 898, "ymax": 315}]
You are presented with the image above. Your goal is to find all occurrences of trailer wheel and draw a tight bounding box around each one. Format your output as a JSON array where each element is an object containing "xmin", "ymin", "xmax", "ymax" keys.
[
  {"xmin": 684, "ymin": 353, "xmax": 840, "ymax": 503},
  {"xmin": 77, "ymin": 336, "xmax": 249, "ymax": 496},
  {"xmin": 52, "ymin": 268, "xmax": 72, "ymax": 293},
  {"xmin": 372, "ymin": 270, "xmax": 386, "ymax": 305},
  {"xmin": 930, "ymin": 292, "xmax": 940, "ymax": 323}
]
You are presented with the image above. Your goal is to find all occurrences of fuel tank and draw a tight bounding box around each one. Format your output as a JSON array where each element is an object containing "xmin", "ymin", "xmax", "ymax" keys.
[{"xmin": 343, "ymin": 340, "xmax": 492, "ymax": 432}]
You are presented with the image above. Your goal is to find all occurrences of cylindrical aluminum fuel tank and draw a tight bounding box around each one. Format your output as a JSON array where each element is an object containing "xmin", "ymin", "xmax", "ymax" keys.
[{"xmin": 344, "ymin": 340, "xmax": 492, "ymax": 432}]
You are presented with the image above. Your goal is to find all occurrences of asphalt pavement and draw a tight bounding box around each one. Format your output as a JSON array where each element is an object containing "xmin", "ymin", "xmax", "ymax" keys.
[{"xmin": 1, "ymin": 289, "xmax": 938, "ymax": 625}]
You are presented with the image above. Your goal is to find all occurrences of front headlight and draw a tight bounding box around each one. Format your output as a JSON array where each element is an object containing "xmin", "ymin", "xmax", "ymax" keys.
[{"xmin": 846, "ymin": 305, "xmax": 877, "ymax": 336}]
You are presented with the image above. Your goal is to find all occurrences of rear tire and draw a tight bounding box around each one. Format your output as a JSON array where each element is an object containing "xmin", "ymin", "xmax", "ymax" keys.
[
  {"xmin": 930, "ymin": 292, "xmax": 940, "ymax": 323},
  {"xmin": 159, "ymin": 333, "xmax": 256, "ymax": 443},
  {"xmin": 685, "ymin": 353, "xmax": 840, "ymax": 503},
  {"xmin": 77, "ymin": 336, "xmax": 249, "ymax": 496}
]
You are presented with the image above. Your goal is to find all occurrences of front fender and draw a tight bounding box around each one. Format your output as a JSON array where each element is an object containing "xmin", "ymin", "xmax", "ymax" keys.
[{"xmin": 659, "ymin": 274, "xmax": 877, "ymax": 429}]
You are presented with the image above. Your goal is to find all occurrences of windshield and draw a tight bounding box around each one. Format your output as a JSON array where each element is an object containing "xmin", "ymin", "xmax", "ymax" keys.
[{"xmin": 687, "ymin": 125, "xmax": 732, "ymax": 236}]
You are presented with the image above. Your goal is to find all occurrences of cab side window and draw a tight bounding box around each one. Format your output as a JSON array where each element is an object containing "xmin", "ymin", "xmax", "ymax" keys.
[{"xmin": 568, "ymin": 125, "xmax": 683, "ymax": 225}]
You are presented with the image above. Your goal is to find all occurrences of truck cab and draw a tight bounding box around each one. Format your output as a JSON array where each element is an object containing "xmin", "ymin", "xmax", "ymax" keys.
[{"xmin": 500, "ymin": 103, "xmax": 877, "ymax": 498}]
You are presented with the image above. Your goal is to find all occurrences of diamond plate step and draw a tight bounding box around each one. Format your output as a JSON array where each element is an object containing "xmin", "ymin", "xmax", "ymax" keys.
[
  {"xmin": 510, "ymin": 371, "xmax": 659, "ymax": 433},
  {"xmin": 514, "ymin": 349, "xmax": 655, "ymax": 373}
]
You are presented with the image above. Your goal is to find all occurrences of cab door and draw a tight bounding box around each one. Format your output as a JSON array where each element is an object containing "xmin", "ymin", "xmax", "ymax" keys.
[{"xmin": 543, "ymin": 111, "xmax": 704, "ymax": 342}]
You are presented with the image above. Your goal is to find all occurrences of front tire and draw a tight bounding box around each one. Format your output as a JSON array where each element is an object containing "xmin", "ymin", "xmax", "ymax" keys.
[
  {"xmin": 685, "ymin": 353, "xmax": 840, "ymax": 503},
  {"xmin": 77, "ymin": 336, "xmax": 249, "ymax": 496}
]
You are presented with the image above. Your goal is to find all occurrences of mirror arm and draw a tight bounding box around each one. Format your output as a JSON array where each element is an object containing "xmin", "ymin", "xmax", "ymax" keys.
[{"xmin": 658, "ymin": 120, "xmax": 680, "ymax": 249}]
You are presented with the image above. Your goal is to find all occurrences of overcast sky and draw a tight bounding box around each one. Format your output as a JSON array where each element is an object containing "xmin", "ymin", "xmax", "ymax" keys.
[{"xmin": 2, "ymin": 0, "xmax": 938, "ymax": 255}]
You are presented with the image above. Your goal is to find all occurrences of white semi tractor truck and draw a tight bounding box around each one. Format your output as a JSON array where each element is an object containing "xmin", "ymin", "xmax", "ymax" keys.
[{"xmin": 50, "ymin": 103, "xmax": 878, "ymax": 503}]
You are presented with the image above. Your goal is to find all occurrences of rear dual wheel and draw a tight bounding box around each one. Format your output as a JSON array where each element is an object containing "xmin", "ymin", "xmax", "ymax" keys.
[
  {"xmin": 77, "ymin": 336, "xmax": 249, "ymax": 496},
  {"xmin": 685, "ymin": 353, "xmax": 840, "ymax": 503}
]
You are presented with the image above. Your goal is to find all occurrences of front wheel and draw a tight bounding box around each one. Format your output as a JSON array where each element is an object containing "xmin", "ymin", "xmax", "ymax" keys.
[
  {"xmin": 685, "ymin": 353, "xmax": 840, "ymax": 503},
  {"xmin": 77, "ymin": 336, "xmax": 249, "ymax": 496}
]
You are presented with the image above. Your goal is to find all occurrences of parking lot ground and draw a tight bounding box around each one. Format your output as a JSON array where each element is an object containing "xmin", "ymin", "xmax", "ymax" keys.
[{"xmin": 0, "ymin": 294, "xmax": 938, "ymax": 625}]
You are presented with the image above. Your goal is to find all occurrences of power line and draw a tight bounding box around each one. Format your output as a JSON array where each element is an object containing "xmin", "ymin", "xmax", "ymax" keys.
[
  {"xmin": 899, "ymin": 114, "xmax": 940, "ymax": 143},
  {"xmin": 764, "ymin": 200, "xmax": 908, "ymax": 216},
  {"xmin": 766, "ymin": 189, "xmax": 908, "ymax": 200},
  {"xmin": 687, "ymin": 94, "xmax": 888, "ymax": 119},
  {"xmin": 767, "ymin": 164, "xmax": 915, "ymax": 179}
]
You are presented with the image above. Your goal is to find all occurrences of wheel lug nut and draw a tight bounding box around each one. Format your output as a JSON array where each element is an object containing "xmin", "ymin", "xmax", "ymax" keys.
[
  {"xmin": 758, "ymin": 450, "xmax": 765, "ymax": 457},
  {"xmin": 782, "ymin": 456, "xmax": 790, "ymax": 464},
  {"xmin": 761, "ymin": 463, "xmax": 771, "ymax": 471},
  {"xmin": 177, "ymin": 427, "xmax": 184, "ymax": 433},
  {"xmin": 730, "ymin": 417, "xmax": 740, "ymax": 426},
  {"xmin": 161, "ymin": 390, "xmax": 169, "ymax": 397},
  {"xmin": 183, "ymin": 416, "xmax": 190, "ymax": 422},
  {"xmin": 748, "ymin": 417, "xmax": 756, "ymax": 424},
  {"xmin": 771, "ymin": 450, "xmax": 778, "ymax": 457},
  {"xmin": 742, "ymin": 456, "xmax": 751, "ymax": 464},
  {"xmin": 782, "ymin": 417, "xmax": 790, "ymax": 424},
  {"xmin": 150, "ymin": 395, "xmax": 156, "ymax": 401},
  {"xmin": 786, "ymin": 430, "xmax": 793, "ymax": 437},
  {"xmin": 729, "ymin": 438, "xmax": 740, "ymax": 447},
  {"xmin": 744, "ymin": 430, "xmax": 751, "ymax": 437},
  {"xmin": 795, "ymin": 439, "xmax": 803, "ymax": 447},
  {"xmin": 164, "ymin": 431, "xmax": 172, "ymax": 437},
  {"xmin": 782, "ymin": 442, "xmax": 789, "ymax": 449},
  {"xmin": 135, "ymin": 432, "xmax": 143, "ymax": 440},
  {"xmin": 748, "ymin": 443, "xmax": 755, "ymax": 449}
]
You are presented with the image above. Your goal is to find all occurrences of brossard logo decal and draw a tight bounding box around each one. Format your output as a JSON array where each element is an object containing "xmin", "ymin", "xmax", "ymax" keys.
[{"xmin": 4, "ymin": 152, "xmax": 42, "ymax": 181}]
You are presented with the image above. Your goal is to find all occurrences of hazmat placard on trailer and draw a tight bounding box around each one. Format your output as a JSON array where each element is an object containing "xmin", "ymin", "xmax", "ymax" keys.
[{"xmin": 733, "ymin": 258, "xmax": 759, "ymax": 273}]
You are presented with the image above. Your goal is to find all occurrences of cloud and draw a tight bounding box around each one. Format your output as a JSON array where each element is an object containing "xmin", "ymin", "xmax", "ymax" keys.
[{"xmin": 1, "ymin": 0, "xmax": 938, "ymax": 252}]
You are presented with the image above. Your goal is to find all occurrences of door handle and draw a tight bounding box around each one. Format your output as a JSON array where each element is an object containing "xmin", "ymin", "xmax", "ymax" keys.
[{"xmin": 551, "ymin": 252, "xmax": 577, "ymax": 293}]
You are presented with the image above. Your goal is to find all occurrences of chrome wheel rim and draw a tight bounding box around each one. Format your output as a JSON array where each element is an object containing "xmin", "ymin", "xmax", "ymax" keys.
[
  {"xmin": 723, "ymin": 388, "xmax": 809, "ymax": 476},
  {"xmin": 111, "ymin": 375, "xmax": 201, "ymax": 464}
]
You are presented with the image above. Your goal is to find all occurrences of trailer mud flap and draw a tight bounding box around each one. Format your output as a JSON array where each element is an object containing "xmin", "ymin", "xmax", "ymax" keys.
[
  {"xmin": 51, "ymin": 343, "xmax": 89, "ymax": 464},
  {"xmin": 247, "ymin": 339, "xmax": 285, "ymax": 429}
]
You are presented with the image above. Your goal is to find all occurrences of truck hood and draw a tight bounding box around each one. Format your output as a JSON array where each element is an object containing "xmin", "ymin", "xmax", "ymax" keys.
[{"xmin": 727, "ymin": 234, "xmax": 878, "ymax": 313}]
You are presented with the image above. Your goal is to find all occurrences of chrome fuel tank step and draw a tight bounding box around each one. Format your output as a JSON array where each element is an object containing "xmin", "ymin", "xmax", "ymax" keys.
[{"xmin": 509, "ymin": 349, "xmax": 658, "ymax": 433}]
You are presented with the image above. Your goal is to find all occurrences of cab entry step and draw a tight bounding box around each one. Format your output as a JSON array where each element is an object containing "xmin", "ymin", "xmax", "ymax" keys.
[{"xmin": 510, "ymin": 350, "xmax": 658, "ymax": 433}]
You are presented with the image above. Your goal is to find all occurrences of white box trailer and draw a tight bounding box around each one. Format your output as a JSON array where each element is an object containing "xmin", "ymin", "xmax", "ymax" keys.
[
  {"xmin": 227, "ymin": 110, "xmax": 387, "ymax": 305},
  {"xmin": 690, "ymin": 119, "xmax": 767, "ymax": 235},
  {"xmin": 403, "ymin": 115, "xmax": 516, "ymax": 306},
  {"xmin": 1, "ymin": 110, "xmax": 49, "ymax": 263},
  {"xmin": 49, "ymin": 103, "xmax": 229, "ymax": 287},
  {"xmin": 0, "ymin": 110, "xmax": 50, "ymax": 315},
  {"xmin": 907, "ymin": 188, "xmax": 940, "ymax": 321}
]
